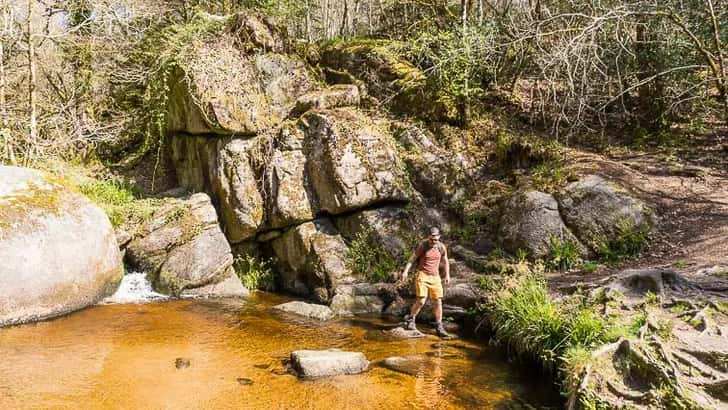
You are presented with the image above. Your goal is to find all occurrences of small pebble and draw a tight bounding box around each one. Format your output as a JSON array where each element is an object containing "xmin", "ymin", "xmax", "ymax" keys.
[{"xmin": 175, "ymin": 358, "xmax": 191, "ymax": 369}]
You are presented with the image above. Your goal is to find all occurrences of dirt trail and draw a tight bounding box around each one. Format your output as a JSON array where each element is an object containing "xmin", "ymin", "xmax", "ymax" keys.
[{"xmin": 548, "ymin": 147, "xmax": 728, "ymax": 293}]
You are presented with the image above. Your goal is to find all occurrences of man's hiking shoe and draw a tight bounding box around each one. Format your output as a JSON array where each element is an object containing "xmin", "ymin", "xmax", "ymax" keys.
[
  {"xmin": 435, "ymin": 322, "xmax": 451, "ymax": 338},
  {"xmin": 404, "ymin": 317, "xmax": 418, "ymax": 331}
]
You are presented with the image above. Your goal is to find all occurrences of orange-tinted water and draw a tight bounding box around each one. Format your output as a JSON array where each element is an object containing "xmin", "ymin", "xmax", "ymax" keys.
[{"xmin": 0, "ymin": 293, "xmax": 558, "ymax": 409}]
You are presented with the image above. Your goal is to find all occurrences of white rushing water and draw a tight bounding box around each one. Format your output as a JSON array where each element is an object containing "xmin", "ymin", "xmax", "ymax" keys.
[{"xmin": 100, "ymin": 272, "xmax": 169, "ymax": 304}]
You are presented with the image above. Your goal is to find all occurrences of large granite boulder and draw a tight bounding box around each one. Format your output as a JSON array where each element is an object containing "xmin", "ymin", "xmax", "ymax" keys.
[
  {"xmin": 166, "ymin": 14, "xmax": 315, "ymax": 136},
  {"xmin": 290, "ymin": 349, "xmax": 369, "ymax": 379},
  {"xmin": 0, "ymin": 166, "xmax": 123, "ymax": 327},
  {"xmin": 125, "ymin": 193, "xmax": 246, "ymax": 296},
  {"xmin": 499, "ymin": 190, "xmax": 586, "ymax": 259},
  {"xmin": 556, "ymin": 175, "xmax": 655, "ymax": 252},
  {"xmin": 270, "ymin": 218, "xmax": 355, "ymax": 302},
  {"xmin": 171, "ymin": 136, "xmax": 265, "ymax": 243},
  {"xmin": 300, "ymin": 108, "xmax": 412, "ymax": 214}
]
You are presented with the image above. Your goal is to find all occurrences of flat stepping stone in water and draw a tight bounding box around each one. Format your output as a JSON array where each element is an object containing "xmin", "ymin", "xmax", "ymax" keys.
[
  {"xmin": 381, "ymin": 355, "xmax": 437, "ymax": 376},
  {"xmin": 290, "ymin": 349, "xmax": 369, "ymax": 379},
  {"xmin": 272, "ymin": 301, "xmax": 334, "ymax": 321},
  {"xmin": 383, "ymin": 327, "xmax": 426, "ymax": 339}
]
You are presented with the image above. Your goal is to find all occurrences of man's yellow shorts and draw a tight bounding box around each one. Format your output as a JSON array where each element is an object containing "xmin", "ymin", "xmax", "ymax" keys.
[{"xmin": 415, "ymin": 271, "xmax": 443, "ymax": 299}]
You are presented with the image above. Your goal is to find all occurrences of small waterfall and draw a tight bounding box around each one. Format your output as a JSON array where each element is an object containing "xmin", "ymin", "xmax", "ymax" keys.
[{"xmin": 100, "ymin": 272, "xmax": 169, "ymax": 304}]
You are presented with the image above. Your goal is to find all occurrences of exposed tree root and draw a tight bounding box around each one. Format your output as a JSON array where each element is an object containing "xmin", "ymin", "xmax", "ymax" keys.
[
  {"xmin": 677, "ymin": 306, "xmax": 712, "ymax": 333},
  {"xmin": 606, "ymin": 380, "xmax": 654, "ymax": 403}
]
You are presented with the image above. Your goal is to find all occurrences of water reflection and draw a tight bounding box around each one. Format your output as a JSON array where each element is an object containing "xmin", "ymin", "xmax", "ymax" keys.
[{"xmin": 0, "ymin": 293, "xmax": 559, "ymax": 409}]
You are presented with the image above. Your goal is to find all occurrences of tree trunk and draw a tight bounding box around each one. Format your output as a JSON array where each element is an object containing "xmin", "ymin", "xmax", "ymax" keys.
[
  {"xmin": 27, "ymin": 0, "xmax": 38, "ymax": 148},
  {"xmin": 461, "ymin": 0, "xmax": 468, "ymax": 27},
  {"xmin": 305, "ymin": 0, "xmax": 312, "ymax": 42}
]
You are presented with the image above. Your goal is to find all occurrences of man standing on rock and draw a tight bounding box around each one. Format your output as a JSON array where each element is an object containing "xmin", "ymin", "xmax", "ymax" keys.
[{"xmin": 400, "ymin": 227, "xmax": 451, "ymax": 338}]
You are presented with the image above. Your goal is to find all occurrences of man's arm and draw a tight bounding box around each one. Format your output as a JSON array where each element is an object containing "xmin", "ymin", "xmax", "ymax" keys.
[
  {"xmin": 401, "ymin": 243, "xmax": 422, "ymax": 281},
  {"xmin": 442, "ymin": 245, "xmax": 450, "ymax": 285},
  {"xmin": 401, "ymin": 252, "xmax": 417, "ymax": 281}
]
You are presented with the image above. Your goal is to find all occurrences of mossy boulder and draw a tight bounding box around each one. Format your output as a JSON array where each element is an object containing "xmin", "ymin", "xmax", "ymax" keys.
[
  {"xmin": 166, "ymin": 18, "xmax": 315, "ymax": 136},
  {"xmin": 293, "ymin": 84, "xmax": 360, "ymax": 114},
  {"xmin": 300, "ymin": 108, "xmax": 412, "ymax": 214},
  {"xmin": 270, "ymin": 218, "xmax": 355, "ymax": 303},
  {"xmin": 125, "ymin": 193, "xmax": 246, "ymax": 296},
  {"xmin": 171, "ymin": 136, "xmax": 265, "ymax": 243},
  {"xmin": 556, "ymin": 175, "xmax": 655, "ymax": 253},
  {"xmin": 0, "ymin": 166, "xmax": 123, "ymax": 327},
  {"xmin": 319, "ymin": 39, "xmax": 456, "ymax": 123},
  {"xmin": 499, "ymin": 190, "xmax": 587, "ymax": 259}
]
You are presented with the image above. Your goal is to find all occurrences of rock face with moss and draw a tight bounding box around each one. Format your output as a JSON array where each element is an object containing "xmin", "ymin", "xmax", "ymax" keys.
[
  {"xmin": 300, "ymin": 108, "xmax": 412, "ymax": 214},
  {"xmin": 319, "ymin": 39, "xmax": 456, "ymax": 123},
  {"xmin": 0, "ymin": 166, "xmax": 123, "ymax": 327},
  {"xmin": 172, "ymin": 136, "xmax": 265, "ymax": 243},
  {"xmin": 556, "ymin": 175, "xmax": 655, "ymax": 253},
  {"xmin": 125, "ymin": 193, "xmax": 246, "ymax": 297},
  {"xmin": 166, "ymin": 14, "xmax": 315, "ymax": 136}
]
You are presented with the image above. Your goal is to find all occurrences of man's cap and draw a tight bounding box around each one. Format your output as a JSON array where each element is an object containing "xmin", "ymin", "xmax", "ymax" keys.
[{"xmin": 429, "ymin": 227, "xmax": 441, "ymax": 237}]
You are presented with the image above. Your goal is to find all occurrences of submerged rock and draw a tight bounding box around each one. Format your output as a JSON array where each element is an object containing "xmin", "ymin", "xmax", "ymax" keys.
[
  {"xmin": 381, "ymin": 355, "xmax": 435, "ymax": 376},
  {"xmin": 290, "ymin": 349, "xmax": 369, "ymax": 379},
  {"xmin": 175, "ymin": 357, "xmax": 191, "ymax": 369},
  {"xmin": 236, "ymin": 377, "xmax": 254, "ymax": 386},
  {"xmin": 272, "ymin": 301, "xmax": 335, "ymax": 321},
  {"xmin": 125, "ymin": 193, "xmax": 246, "ymax": 297},
  {"xmin": 0, "ymin": 166, "xmax": 123, "ymax": 327}
]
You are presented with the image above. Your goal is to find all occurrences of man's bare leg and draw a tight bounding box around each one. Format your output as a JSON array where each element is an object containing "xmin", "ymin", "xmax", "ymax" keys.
[
  {"xmin": 405, "ymin": 297, "xmax": 426, "ymax": 330},
  {"xmin": 433, "ymin": 298, "xmax": 450, "ymax": 338},
  {"xmin": 409, "ymin": 297, "xmax": 426, "ymax": 318},
  {"xmin": 434, "ymin": 298, "xmax": 443, "ymax": 323}
]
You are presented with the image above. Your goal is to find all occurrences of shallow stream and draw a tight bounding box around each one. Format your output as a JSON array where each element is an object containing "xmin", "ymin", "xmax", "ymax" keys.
[{"xmin": 0, "ymin": 277, "xmax": 559, "ymax": 409}]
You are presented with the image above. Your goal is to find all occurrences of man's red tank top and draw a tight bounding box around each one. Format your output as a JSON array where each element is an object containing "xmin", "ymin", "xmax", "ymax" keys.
[{"xmin": 416, "ymin": 242, "xmax": 442, "ymax": 275}]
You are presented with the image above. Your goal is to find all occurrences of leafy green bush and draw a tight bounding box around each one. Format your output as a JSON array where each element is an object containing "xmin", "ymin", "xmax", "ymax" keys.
[
  {"xmin": 545, "ymin": 235, "xmax": 581, "ymax": 271},
  {"xmin": 596, "ymin": 219, "xmax": 650, "ymax": 263},
  {"xmin": 345, "ymin": 228, "xmax": 398, "ymax": 282},
  {"xmin": 234, "ymin": 255, "xmax": 275, "ymax": 291}
]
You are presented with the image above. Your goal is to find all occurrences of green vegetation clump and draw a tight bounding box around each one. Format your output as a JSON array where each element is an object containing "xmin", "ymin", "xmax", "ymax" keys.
[
  {"xmin": 544, "ymin": 235, "xmax": 581, "ymax": 271},
  {"xmin": 234, "ymin": 255, "xmax": 275, "ymax": 291},
  {"xmin": 596, "ymin": 219, "xmax": 650, "ymax": 263},
  {"xmin": 75, "ymin": 176, "xmax": 159, "ymax": 229},
  {"xmin": 484, "ymin": 274, "xmax": 613, "ymax": 367},
  {"xmin": 345, "ymin": 227, "xmax": 398, "ymax": 282}
]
